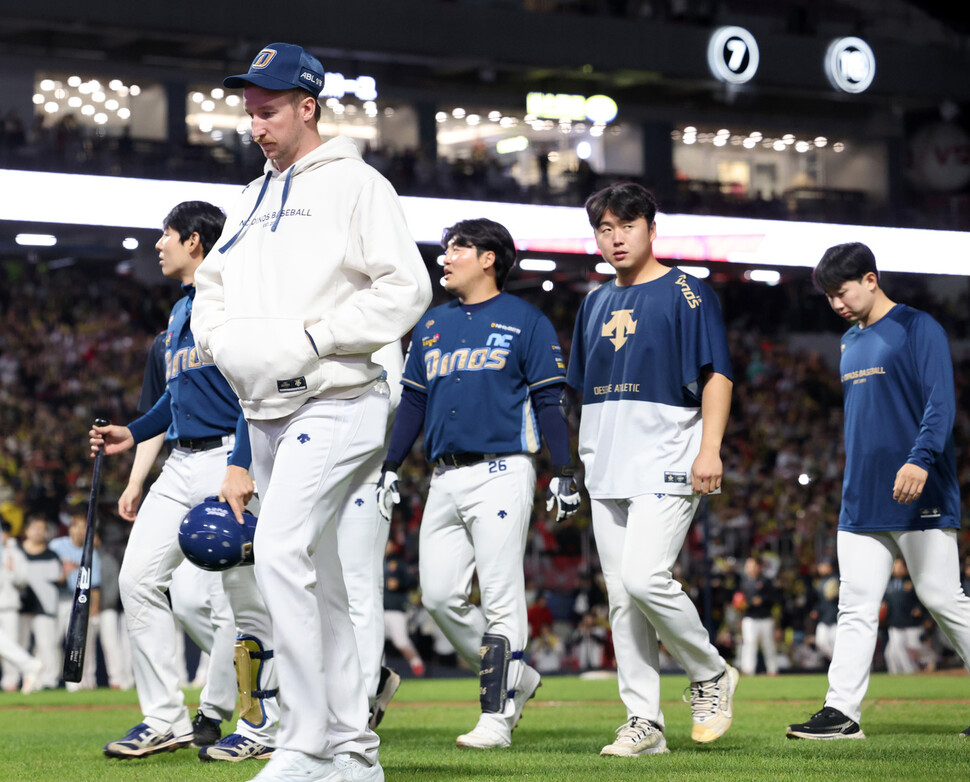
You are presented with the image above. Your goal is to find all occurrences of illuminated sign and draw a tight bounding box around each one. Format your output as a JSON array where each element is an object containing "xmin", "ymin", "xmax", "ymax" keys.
[
  {"xmin": 825, "ymin": 37, "xmax": 875, "ymax": 94},
  {"xmin": 321, "ymin": 72, "xmax": 377, "ymax": 101},
  {"xmin": 707, "ymin": 26, "xmax": 759, "ymax": 84},
  {"xmin": 496, "ymin": 136, "xmax": 529, "ymax": 154},
  {"xmin": 526, "ymin": 92, "xmax": 618, "ymax": 124}
]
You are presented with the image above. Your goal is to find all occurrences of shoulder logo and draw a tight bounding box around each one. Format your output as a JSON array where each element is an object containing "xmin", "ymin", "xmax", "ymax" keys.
[
  {"xmin": 675, "ymin": 273, "xmax": 702, "ymax": 308},
  {"xmin": 297, "ymin": 433, "xmax": 311, "ymax": 444},
  {"xmin": 601, "ymin": 309, "xmax": 637, "ymax": 350},
  {"xmin": 251, "ymin": 48, "xmax": 277, "ymax": 69}
]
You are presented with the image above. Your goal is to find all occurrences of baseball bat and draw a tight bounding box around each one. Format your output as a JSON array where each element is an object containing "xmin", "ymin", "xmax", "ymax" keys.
[{"xmin": 62, "ymin": 417, "xmax": 110, "ymax": 683}]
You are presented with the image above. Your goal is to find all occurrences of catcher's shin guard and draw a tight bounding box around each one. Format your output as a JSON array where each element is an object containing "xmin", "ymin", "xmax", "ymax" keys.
[
  {"xmin": 479, "ymin": 633, "xmax": 524, "ymax": 714},
  {"xmin": 234, "ymin": 635, "xmax": 277, "ymax": 729}
]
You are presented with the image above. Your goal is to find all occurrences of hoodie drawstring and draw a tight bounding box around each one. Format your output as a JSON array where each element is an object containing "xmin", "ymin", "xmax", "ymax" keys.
[
  {"xmin": 270, "ymin": 166, "xmax": 294, "ymax": 233},
  {"xmin": 217, "ymin": 170, "xmax": 273, "ymax": 254}
]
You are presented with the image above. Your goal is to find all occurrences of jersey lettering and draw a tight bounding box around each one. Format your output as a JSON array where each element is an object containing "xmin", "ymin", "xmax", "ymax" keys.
[
  {"xmin": 676, "ymin": 273, "xmax": 703, "ymax": 308},
  {"xmin": 166, "ymin": 347, "xmax": 210, "ymax": 381},
  {"xmin": 424, "ymin": 347, "xmax": 510, "ymax": 379},
  {"xmin": 486, "ymin": 332, "xmax": 513, "ymax": 348}
]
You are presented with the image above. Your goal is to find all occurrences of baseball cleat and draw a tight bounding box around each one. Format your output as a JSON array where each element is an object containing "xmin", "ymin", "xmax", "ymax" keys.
[
  {"xmin": 600, "ymin": 716, "xmax": 668, "ymax": 756},
  {"xmin": 510, "ymin": 665, "xmax": 542, "ymax": 730},
  {"xmin": 246, "ymin": 748, "xmax": 333, "ymax": 781},
  {"xmin": 786, "ymin": 707, "xmax": 865, "ymax": 740},
  {"xmin": 369, "ymin": 666, "xmax": 402, "ymax": 730},
  {"xmin": 199, "ymin": 732, "xmax": 274, "ymax": 762},
  {"xmin": 104, "ymin": 722, "xmax": 194, "ymax": 758},
  {"xmin": 961, "ymin": 724, "xmax": 970, "ymax": 738},
  {"xmin": 686, "ymin": 664, "xmax": 739, "ymax": 743},
  {"xmin": 191, "ymin": 709, "xmax": 222, "ymax": 747},
  {"xmin": 456, "ymin": 713, "xmax": 512, "ymax": 749},
  {"xmin": 333, "ymin": 753, "xmax": 385, "ymax": 781}
]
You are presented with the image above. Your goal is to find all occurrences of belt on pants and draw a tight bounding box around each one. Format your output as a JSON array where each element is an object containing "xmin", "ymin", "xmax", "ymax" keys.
[
  {"xmin": 175, "ymin": 435, "xmax": 228, "ymax": 452},
  {"xmin": 433, "ymin": 452, "xmax": 518, "ymax": 468}
]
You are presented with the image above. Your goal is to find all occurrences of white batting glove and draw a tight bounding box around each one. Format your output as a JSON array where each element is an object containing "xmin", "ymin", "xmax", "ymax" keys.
[
  {"xmin": 376, "ymin": 466, "xmax": 401, "ymax": 522},
  {"xmin": 546, "ymin": 468, "xmax": 581, "ymax": 522}
]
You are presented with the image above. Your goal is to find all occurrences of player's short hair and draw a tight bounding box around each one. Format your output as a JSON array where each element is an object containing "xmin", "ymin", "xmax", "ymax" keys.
[
  {"xmin": 284, "ymin": 87, "xmax": 323, "ymax": 122},
  {"xmin": 163, "ymin": 201, "xmax": 227, "ymax": 257},
  {"xmin": 441, "ymin": 218, "xmax": 517, "ymax": 290},
  {"xmin": 584, "ymin": 182, "xmax": 659, "ymax": 228},
  {"xmin": 812, "ymin": 242, "xmax": 879, "ymax": 294}
]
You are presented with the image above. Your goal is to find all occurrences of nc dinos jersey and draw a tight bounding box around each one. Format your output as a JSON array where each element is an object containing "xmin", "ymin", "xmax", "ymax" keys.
[
  {"xmin": 401, "ymin": 293, "xmax": 565, "ymax": 461},
  {"xmin": 567, "ymin": 270, "xmax": 732, "ymax": 498}
]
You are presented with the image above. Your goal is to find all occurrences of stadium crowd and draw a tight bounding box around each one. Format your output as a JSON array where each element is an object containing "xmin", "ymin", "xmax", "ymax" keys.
[{"xmin": 2, "ymin": 253, "xmax": 968, "ymax": 691}]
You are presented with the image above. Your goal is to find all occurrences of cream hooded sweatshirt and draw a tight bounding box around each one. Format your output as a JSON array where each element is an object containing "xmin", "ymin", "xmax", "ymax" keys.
[{"xmin": 192, "ymin": 135, "xmax": 432, "ymax": 420}]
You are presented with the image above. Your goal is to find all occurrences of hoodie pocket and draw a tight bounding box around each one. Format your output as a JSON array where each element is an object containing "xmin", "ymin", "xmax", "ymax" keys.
[{"xmin": 210, "ymin": 317, "xmax": 320, "ymax": 402}]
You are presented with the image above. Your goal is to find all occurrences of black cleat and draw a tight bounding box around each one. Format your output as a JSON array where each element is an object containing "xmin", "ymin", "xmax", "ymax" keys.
[
  {"xmin": 786, "ymin": 706, "xmax": 865, "ymax": 740},
  {"xmin": 369, "ymin": 665, "xmax": 402, "ymax": 730},
  {"xmin": 192, "ymin": 710, "xmax": 222, "ymax": 747},
  {"xmin": 960, "ymin": 724, "xmax": 969, "ymax": 738}
]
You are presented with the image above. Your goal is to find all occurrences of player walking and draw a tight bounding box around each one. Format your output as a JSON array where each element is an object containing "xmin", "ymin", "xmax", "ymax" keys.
[
  {"xmin": 786, "ymin": 242, "xmax": 970, "ymax": 740},
  {"xmin": 90, "ymin": 201, "xmax": 254, "ymax": 758},
  {"xmin": 566, "ymin": 183, "xmax": 738, "ymax": 757},
  {"xmin": 377, "ymin": 217, "xmax": 580, "ymax": 749},
  {"xmin": 192, "ymin": 42, "xmax": 432, "ymax": 782}
]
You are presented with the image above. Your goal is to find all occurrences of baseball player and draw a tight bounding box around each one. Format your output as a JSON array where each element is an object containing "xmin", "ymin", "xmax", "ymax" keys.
[
  {"xmin": 786, "ymin": 242, "xmax": 970, "ymax": 740},
  {"xmin": 377, "ymin": 217, "xmax": 580, "ymax": 749},
  {"xmin": 90, "ymin": 201, "xmax": 253, "ymax": 758},
  {"xmin": 191, "ymin": 42, "xmax": 432, "ymax": 782},
  {"xmin": 566, "ymin": 182, "xmax": 738, "ymax": 757},
  {"xmin": 120, "ymin": 327, "xmax": 279, "ymax": 762}
]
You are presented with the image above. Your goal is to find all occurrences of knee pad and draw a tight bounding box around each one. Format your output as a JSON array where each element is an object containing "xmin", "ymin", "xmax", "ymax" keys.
[
  {"xmin": 479, "ymin": 633, "xmax": 524, "ymax": 714},
  {"xmin": 234, "ymin": 634, "xmax": 277, "ymax": 728}
]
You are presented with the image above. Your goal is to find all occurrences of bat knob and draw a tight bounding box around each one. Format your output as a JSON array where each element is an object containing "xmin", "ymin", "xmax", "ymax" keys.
[{"xmin": 93, "ymin": 417, "xmax": 110, "ymax": 427}]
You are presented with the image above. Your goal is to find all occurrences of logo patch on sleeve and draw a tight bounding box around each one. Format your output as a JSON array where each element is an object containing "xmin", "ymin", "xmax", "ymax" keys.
[{"xmin": 277, "ymin": 376, "xmax": 308, "ymax": 393}]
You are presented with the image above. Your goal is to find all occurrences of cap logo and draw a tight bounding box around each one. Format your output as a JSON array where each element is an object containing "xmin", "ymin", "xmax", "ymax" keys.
[{"xmin": 251, "ymin": 48, "xmax": 278, "ymax": 69}]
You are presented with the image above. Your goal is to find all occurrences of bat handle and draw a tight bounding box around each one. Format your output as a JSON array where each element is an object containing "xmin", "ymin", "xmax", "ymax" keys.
[{"xmin": 93, "ymin": 417, "xmax": 110, "ymax": 428}]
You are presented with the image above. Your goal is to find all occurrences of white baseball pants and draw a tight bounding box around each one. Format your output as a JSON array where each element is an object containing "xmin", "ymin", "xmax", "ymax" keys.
[
  {"xmin": 119, "ymin": 442, "xmax": 239, "ymax": 735},
  {"xmin": 591, "ymin": 494, "xmax": 725, "ymax": 730},
  {"xmin": 739, "ymin": 616, "xmax": 778, "ymax": 675},
  {"xmin": 249, "ymin": 389, "xmax": 387, "ymax": 764},
  {"xmin": 826, "ymin": 528, "xmax": 970, "ymax": 723},
  {"xmin": 418, "ymin": 455, "xmax": 535, "ymax": 696}
]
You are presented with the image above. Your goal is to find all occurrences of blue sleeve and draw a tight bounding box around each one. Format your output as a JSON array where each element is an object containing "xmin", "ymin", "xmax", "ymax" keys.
[
  {"xmin": 680, "ymin": 280, "xmax": 733, "ymax": 402},
  {"xmin": 138, "ymin": 332, "xmax": 167, "ymax": 413},
  {"xmin": 127, "ymin": 388, "xmax": 173, "ymax": 443},
  {"xmin": 228, "ymin": 413, "xmax": 252, "ymax": 469},
  {"xmin": 385, "ymin": 385, "xmax": 427, "ymax": 467},
  {"xmin": 907, "ymin": 315, "xmax": 956, "ymax": 469},
  {"xmin": 533, "ymin": 384, "xmax": 572, "ymax": 467},
  {"xmin": 566, "ymin": 299, "xmax": 587, "ymax": 393},
  {"xmin": 523, "ymin": 313, "xmax": 566, "ymax": 393}
]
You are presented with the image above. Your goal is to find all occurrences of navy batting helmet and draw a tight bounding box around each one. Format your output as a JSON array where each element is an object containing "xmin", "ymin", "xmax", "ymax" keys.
[{"xmin": 179, "ymin": 498, "xmax": 258, "ymax": 571}]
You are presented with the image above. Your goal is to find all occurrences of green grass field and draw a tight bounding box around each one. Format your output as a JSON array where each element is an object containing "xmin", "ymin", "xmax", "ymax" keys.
[{"xmin": 1, "ymin": 672, "xmax": 967, "ymax": 781}]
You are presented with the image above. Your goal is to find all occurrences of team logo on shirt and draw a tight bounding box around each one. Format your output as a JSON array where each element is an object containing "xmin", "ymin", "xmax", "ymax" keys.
[
  {"xmin": 601, "ymin": 309, "xmax": 637, "ymax": 350},
  {"xmin": 422, "ymin": 333, "xmax": 440, "ymax": 348},
  {"xmin": 676, "ymin": 273, "xmax": 702, "ymax": 308}
]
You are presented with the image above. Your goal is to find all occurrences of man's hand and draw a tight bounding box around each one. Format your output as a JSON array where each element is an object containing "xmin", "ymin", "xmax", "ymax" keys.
[
  {"xmin": 546, "ymin": 468, "xmax": 581, "ymax": 522},
  {"xmin": 118, "ymin": 483, "xmax": 143, "ymax": 522},
  {"xmin": 220, "ymin": 465, "xmax": 255, "ymax": 523},
  {"xmin": 376, "ymin": 468, "xmax": 400, "ymax": 522},
  {"xmin": 691, "ymin": 447, "xmax": 723, "ymax": 495},
  {"xmin": 89, "ymin": 424, "xmax": 134, "ymax": 457},
  {"xmin": 893, "ymin": 462, "xmax": 928, "ymax": 505}
]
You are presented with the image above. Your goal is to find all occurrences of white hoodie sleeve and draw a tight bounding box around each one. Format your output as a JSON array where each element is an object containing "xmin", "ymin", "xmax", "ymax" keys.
[{"xmin": 304, "ymin": 176, "xmax": 432, "ymax": 357}]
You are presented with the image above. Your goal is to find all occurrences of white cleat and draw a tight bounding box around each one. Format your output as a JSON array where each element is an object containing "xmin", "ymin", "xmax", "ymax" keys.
[
  {"xmin": 687, "ymin": 664, "xmax": 740, "ymax": 743},
  {"xmin": 600, "ymin": 716, "xmax": 668, "ymax": 756},
  {"xmin": 456, "ymin": 713, "xmax": 512, "ymax": 749}
]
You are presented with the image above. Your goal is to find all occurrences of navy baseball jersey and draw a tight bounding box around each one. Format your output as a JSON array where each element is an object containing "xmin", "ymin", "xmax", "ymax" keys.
[
  {"xmin": 127, "ymin": 285, "xmax": 251, "ymax": 468},
  {"xmin": 567, "ymin": 270, "xmax": 732, "ymax": 498},
  {"xmin": 838, "ymin": 304, "xmax": 959, "ymax": 532},
  {"xmin": 401, "ymin": 293, "xmax": 566, "ymax": 461}
]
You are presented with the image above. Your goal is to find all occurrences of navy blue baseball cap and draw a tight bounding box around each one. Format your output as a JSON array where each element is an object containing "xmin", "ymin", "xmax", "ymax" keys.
[{"xmin": 224, "ymin": 42, "xmax": 325, "ymax": 97}]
